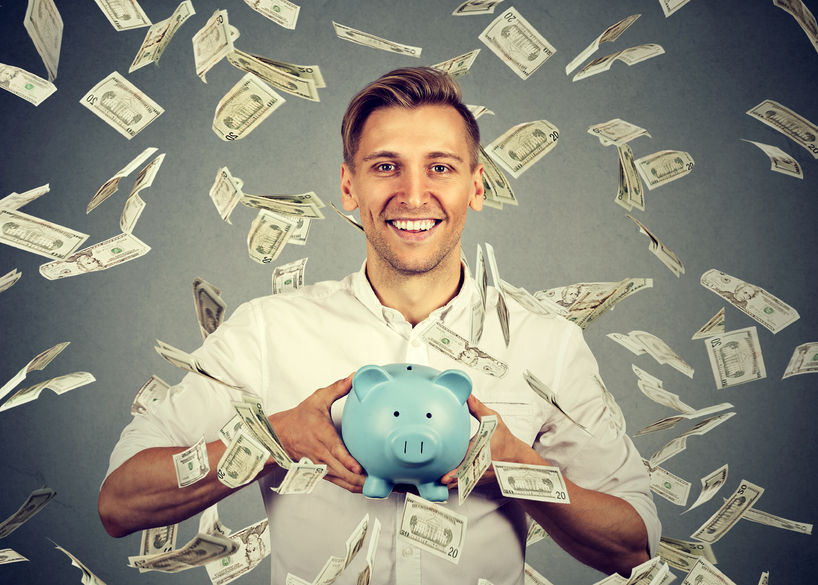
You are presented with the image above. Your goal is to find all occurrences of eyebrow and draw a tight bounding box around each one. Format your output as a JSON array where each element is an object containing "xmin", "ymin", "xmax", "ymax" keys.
[{"xmin": 361, "ymin": 150, "xmax": 465, "ymax": 163}]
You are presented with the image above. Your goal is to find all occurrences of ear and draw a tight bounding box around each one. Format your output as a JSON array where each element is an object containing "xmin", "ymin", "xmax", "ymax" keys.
[
  {"xmin": 433, "ymin": 369, "xmax": 472, "ymax": 405},
  {"xmin": 469, "ymin": 164, "xmax": 484, "ymax": 212},
  {"xmin": 352, "ymin": 365, "xmax": 391, "ymax": 401},
  {"xmin": 340, "ymin": 163, "xmax": 359, "ymax": 211}
]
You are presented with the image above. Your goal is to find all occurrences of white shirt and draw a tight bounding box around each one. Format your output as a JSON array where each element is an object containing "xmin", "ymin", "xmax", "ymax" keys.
[{"xmin": 106, "ymin": 263, "xmax": 660, "ymax": 585}]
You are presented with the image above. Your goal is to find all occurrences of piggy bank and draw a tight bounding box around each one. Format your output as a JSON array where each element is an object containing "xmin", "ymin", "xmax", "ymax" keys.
[{"xmin": 341, "ymin": 363, "xmax": 472, "ymax": 502}]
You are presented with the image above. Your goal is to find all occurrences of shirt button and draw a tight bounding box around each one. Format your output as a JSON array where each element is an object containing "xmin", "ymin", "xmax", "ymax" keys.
[
  {"xmin": 402, "ymin": 547, "xmax": 413, "ymax": 558},
  {"xmin": 411, "ymin": 338, "xmax": 422, "ymax": 348}
]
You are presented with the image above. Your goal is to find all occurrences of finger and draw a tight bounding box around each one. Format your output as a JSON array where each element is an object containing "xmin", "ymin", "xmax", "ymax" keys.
[
  {"xmin": 330, "ymin": 441, "xmax": 362, "ymax": 475},
  {"xmin": 324, "ymin": 475, "xmax": 364, "ymax": 493},
  {"xmin": 467, "ymin": 394, "xmax": 496, "ymax": 418},
  {"xmin": 320, "ymin": 372, "xmax": 355, "ymax": 403}
]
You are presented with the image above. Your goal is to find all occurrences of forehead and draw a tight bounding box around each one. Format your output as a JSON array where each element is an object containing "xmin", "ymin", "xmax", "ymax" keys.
[{"xmin": 357, "ymin": 104, "xmax": 469, "ymax": 158}]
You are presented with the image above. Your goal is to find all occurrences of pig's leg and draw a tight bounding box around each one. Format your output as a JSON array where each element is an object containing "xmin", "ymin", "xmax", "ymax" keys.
[
  {"xmin": 416, "ymin": 481, "xmax": 449, "ymax": 502},
  {"xmin": 363, "ymin": 475, "xmax": 393, "ymax": 499}
]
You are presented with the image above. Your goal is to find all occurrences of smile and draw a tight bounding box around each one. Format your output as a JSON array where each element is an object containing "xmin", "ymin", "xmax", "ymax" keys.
[{"xmin": 389, "ymin": 219, "xmax": 439, "ymax": 232}]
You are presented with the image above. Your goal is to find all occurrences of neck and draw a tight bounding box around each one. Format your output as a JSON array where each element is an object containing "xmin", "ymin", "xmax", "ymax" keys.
[{"xmin": 365, "ymin": 250, "xmax": 464, "ymax": 327}]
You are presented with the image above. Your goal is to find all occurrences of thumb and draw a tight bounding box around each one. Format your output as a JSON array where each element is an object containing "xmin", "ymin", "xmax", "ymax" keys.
[
  {"xmin": 467, "ymin": 394, "xmax": 496, "ymax": 419},
  {"xmin": 322, "ymin": 372, "xmax": 355, "ymax": 403}
]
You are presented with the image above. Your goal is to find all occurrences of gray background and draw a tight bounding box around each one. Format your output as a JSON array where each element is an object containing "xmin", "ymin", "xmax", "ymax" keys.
[{"xmin": 1, "ymin": 0, "xmax": 817, "ymax": 583}]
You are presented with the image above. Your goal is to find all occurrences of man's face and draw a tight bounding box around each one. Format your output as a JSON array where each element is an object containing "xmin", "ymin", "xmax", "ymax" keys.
[{"xmin": 340, "ymin": 104, "xmax": 483, "ymax": 276}]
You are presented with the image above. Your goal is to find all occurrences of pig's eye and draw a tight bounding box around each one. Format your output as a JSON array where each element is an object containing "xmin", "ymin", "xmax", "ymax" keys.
[
  {"xmin": 426, "ymin": 412, "xmax": 432, "ymax": 418},
  {"xmin": 393, "ymin": 411, "xmax": 400, "ymax": 417}
]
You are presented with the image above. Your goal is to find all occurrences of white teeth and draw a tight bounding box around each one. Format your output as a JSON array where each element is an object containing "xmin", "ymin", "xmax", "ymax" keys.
[{"xmin": 392, "ymin": 219, "xmax": 436, "ymax": 231}]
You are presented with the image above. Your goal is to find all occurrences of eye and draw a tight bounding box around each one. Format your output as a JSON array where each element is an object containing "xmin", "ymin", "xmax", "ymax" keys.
[
  {"xmin": 426, "ymin": 412, "xmax": 432, "ymax": 418},
  {"xmin": 376, "ymin": 162, "xmax": 395, "ymax": 172},
  {"xmin": 393, "ymin": 411, "xmax": 400, "ymax": 417},
  {"xmin": 431, "ymin": 164, "xmax": 449, "ymax": 174}
]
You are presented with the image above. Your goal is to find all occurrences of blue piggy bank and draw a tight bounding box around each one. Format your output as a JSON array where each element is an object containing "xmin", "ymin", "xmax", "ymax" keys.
[{"xmin": 341, "ymin": 363, "xmax": 472, "ymax": 502}]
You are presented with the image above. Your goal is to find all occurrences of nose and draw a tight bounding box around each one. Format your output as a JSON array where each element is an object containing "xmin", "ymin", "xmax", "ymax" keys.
[
  {"xmin": 389, "ymin": 427, "xmax": 438, "ymax": 466},
  {"xmin": 395, "ymin": 168, "xmax": 430, "ymax": 208}
]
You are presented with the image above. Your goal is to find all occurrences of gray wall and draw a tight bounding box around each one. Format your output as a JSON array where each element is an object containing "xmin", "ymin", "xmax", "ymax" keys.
[{"xmin": 1, "ymin": 1, "xmax": 816, "ymax": 583}]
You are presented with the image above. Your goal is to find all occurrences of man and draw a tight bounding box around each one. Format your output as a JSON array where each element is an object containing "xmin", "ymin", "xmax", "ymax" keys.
[{"xmin": 99, "ymin": 67, "xmax": 659, "ymax": 584}]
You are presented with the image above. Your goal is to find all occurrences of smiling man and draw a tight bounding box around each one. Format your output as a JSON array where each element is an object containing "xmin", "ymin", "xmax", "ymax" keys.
[{"xmin": 99, "ymin": 67, "xmax": 659, "ymax": 584}]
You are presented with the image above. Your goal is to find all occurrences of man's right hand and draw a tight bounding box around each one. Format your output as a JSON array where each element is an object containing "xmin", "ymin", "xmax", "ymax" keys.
[{"xmin": 268, "ymin": 373, "xmax": 366, "ymax": 493}]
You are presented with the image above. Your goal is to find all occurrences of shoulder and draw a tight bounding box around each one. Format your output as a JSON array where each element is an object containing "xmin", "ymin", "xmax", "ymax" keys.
[{"xmin": 244, "ymin": 274, "xmax": 356, "ymax": 313}]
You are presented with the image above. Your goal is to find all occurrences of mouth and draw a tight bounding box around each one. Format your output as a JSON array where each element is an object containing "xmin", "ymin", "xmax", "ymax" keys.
[{"xmin": 388, "ymin": 218, "xmax": 441, "ymax": 233}]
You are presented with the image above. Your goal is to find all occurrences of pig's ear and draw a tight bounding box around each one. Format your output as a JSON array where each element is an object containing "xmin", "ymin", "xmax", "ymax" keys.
[
  {"xmin": 433, "ymin": 369, "xmax": 472, "ymax": 405},
  {"xmin": 352, "ymin": 365, "xmax": 391, "ymax": 401}
]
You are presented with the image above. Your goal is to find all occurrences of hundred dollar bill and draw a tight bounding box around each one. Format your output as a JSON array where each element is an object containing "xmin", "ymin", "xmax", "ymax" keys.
[
  {"xmin": 523, "ymin": 370, "xmax": 589, "ymax": 432},
  {"xmin": 173, "ymin": 437, "xmax": 210, "ymax": 488},
  {"xmin": 0, "ymin": 268, "xmax": 21, "ymax": 294},
  {"xmin": 240, "ymin": 192, "xmax": 324, "ymax": 219},
  {"xmin": 0, "ymin": 208, "xmax": 88, "ymax": 260},
  {"xmin": 131, "ymin": 374, "xmax": 170, "ymax": 415},
  {"xmin": 524, "ymin": 563, "xmax": 556, "ymax": 585},
  {"xmin": 422, "ymin": 320, "xmax": 508, "ymax": 378},
  {"xmin": 485, "ymin": 243, "xmax": 510, "ymax": 346},
  {"xmin": 432, "ymin": 49, "xmax": 481, "ymax": 78},
  {"xmin": 247, "ymin": 210, "xmax": 296, "ymax": 264},
  {"xmin": 87, "ymin": 147, "xmax": 158, "ymax": 213},
  {"xmin": 39, "ymin": 232, "xmax": 150, "ymax": 279},
  {"xmin": 1, "ymin": 184, "xmax": 50, "ymax": 211},
  {"xmin": 193, "ymin": 277, "xmax": 226, "ymax": 340},
  {"xmin": 210, "ymin": 167, "xmax": 244, "ymax": 223},
  {"xmin": 332, "ymin": 21, "xmax": 422, "ymax": 57},
  {"xmin": 193, "ymin": 10, "xmax": 234, "ymax": 82},
  {"xmin": 233, "ymin": 398, "xmax": 293, "ymax": 469},
  {"xmin": 535, "ymin": 277, "xmax": 651, "ymax": 329},
  {"xmin": 245, "ymin": 0, "xmax": 300, "ymax": 29},
  {"xmin": 573, "ymin": 44, "xmax": 664, "ymax": 82},
  {"xmin": 227, "ymin": 48, "xmax": 319, "ymax": 102},
  {"xmin": 783, "ymin": 341, "xmax": 818, "ymax": 378},
  {"xmin": 479, "ymin": 7, "xmax": 556, "ymax": 79},
  {"xmin": 644, "ymin": 461, "xmax": 690, "ymax": 506},
  {"xmin": 647, "ymin": 412, "xmax": 735, "ymax": 468},
  {"xmin": 700, "ymin": 269, "xmax": 799, "ymax": 333},
  {"xmin": 635, "ymin": 402, "xmax": 732, "ymax": 437},
  {"xmin": 525, "ymin": 520, "xmax": 548, "ymax": 546},
  {"xmin": 0, "ymin": 371, "xmax": 95, "ymax": 412},
  {"xmin": 635, "ymin": 150, "xmax": 694, "ymax": 190},
  {"xmin": 0, "ymin": 341, "xmax": 69, "ymax": 402},
  {"xmin": 129, "ymin": 1, "xmax": 195, "ymax": 72},
  {"xmin": 692, "ymin": 307, "xmax": 725, "ymax": 340},
  {"xmin": 205, "ymin": 518, "xmax": 270, "ymax": 585},
  {"xmin": 691, "ymin": 480, "xmax": 763, "ymax": 543},
  {"xmin": 741, "ymin": 506, "xmax": 813, "ymax": 535},
  {"xmin": 457, "ymin": 415, "xmax": 497, "ymax": 504},
  {"xmin": 705, "ymin": 326, "xmax": 766, "ymax": 389},
  {"xmin": 0, "ymin": 549, "xmax": 27, "ymax": 564},
  {"xmin": 80, "ymin": 72, "xmax": 164, "ymax": 139},
  {"xmin": 453, "ymin": 0, "xmax": 505, "ymax": 15},
  {"xmin": 140, "ymin": 524, "xmax": 178, "ymax": 557},
  {"xmin": 213, "ymin": 73, "xmax": 286, "ymax": 141},
  {"xmin": 93, "ymin": 0, "xmax": 151, "ymax": 31},
  {"xmin": 399, "ymin": 493, "xmax": 467, "ymax": 564},
  {"xmin": 0, "ymin": 63, "xmax": 56, "ymax": 106},
  {"xmin": 24, "ymin": 0, "xmax": 62, "ymax": 81},
  {"xmin": 129, "ymin": 532, "xmax": 238, "ymax": 573},
  {"xmin": 272, "ymin": 257, "xmax": 307, "ymax": 294},
  {"xmin": 271, "ymin": 457, "xmax": 327, "ymax": 494},
  {"xmin": 589, "ymin": 118, "xmax": 651, "ymax": 147},
  {"xmin": 774, "ymin": 0, "xmax": 818, "ymax": 53},
  {"xmin": 657, "ymin": 536, "xmax": 717, "ymax": 572},
  {"xmin": 217, "ymin": 427, "xmax": 269, "ymax": 489},
  {"xmin": 488, "ymin": 120, "xmax": 559, "ymax": 178},
  {"xmin": 154, "ymin": 340, "xmax": 240, "ymax": 389},
  {"xmin": 661, "ymin": 0, "xmax": 691, "ymax": 17},
  {"xmin": 566, "ymin": 14, "xmax": 641, "ymax": 75},
  {"xmin": 53, "ymin": 542, "xmax": 106, "ymax": 585},
  {"xmin": 626, "ymin": 215, "xmax": 685, "ymax": 278},
  {"xmin": 686, "ymin": 464, "xmax": 728, "ymax": 513},
  {"xmin": 479, "ymin": 145, "xmax": 517, "ymax": 209},
  {"xmin": 616, "ymin": 144, "xmax": 645, "ymax": 211},
  {"xmin": 493, "ymin": 461, "xmax": 570, "ymax": 503},
  {"xmin": 746, "ymin": 99, "xmax": 818, "ymax": 158},
  {"xmin": 741, "ymin": 139, "xmax": 803, "ymax": 178},
  {"xmin": 0, "ymin": 487, "xmax": 56, "ymax": 538}
]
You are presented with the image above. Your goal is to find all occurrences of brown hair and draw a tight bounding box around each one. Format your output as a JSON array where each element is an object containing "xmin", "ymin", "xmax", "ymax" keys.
[{"xmin": 341, "ymin": 67, "xmax": 480, "ymax": 171}]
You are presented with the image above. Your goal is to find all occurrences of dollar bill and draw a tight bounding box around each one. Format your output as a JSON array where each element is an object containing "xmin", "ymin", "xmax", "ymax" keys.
[
  {"xmin": 566, "ymin": 14, "xmax": 641, "ymax": 75},
  {"xmin": 120, "ymin": 152, "xmax": 165, "ymax": 234},
  {"xmin": 432, "ymin": 49, "xmax": 481, "ymax": 78},
  {"xmin": 24, "ymin": 0, "xmax": 62, "ymax": 81},
  {"xmin": 686, "ymin": 464, "xmax": 728, "ymax": 513},
  {"xmin": 227, "ymin": 48, "xmax": 320, "ymax": 102},
  {"xmin": 633, "ymin": 365, "xmax": 695, "ymax": 413},
  {"xmin": 233, "ymin": 398, "xmax": 293, "ymax": 469},
  {"xmin": 92, "ymin": 0, "xmax": 151, "ymax": 31},
  {"xmin": 129, "ymin": 532, "xmax": 238, "ymax": 573},
  {"xmin": 452, "ymin": 0, "xmax": 505, "ymax": 15},
  {"xmin": 535, "ymin": 277, "xmax": 651, "ymax": 329},
  {"xmin": 590, "ymin": 118, "xmax": 651, "ymax": 147},
  {"xmin": 193, "ymin": 277, "xmax": 226, "ymax": 340},
  {"xmin": 0, "ymin": 341, "xmax": 69, "ymax": 402},
  {"xmin": 741, "ymin": 139, "xmax": 803, "ymax": 178},
  {"xmin": 286, "ymin": 574, "xmax": 311, "ymax": 585},
  {"xmin": 244, "ymin": 0, "xmax": 300, "ymax": 29},
  {"xmin": 457, "ymin": 415, "xmax": 497, "ymax": 504},
  {"xmin": 332, "ymin": 21, "xmax": 421, "ymax": 57},
  {"xmin": 270, "ymin": 457, "xmax": 327, "ymax": 494},
  {"xmin": 129, "ymin": 1, "xmax": 194, "ymax": 72},
  {"xmin": 53, "ymin": 542, "xmax": 106, "ymax": 585},
  {"xmin": 240, "ymin": 192, "xmax": 324, "ymax": 219},
  {"xmin": 247, "ymin": 210, "xmax": 296, "ymax": 264},
  {"xmin": 217, "ymin": 427, "xmax": 269, "ymax": 489},
  {"xmin": 0, "ymin": 549, "xmax": 27, "ymax": 564},
  {"xmin": 647, "ymin": 412, "xmax": 735, "ymax": 468},
  {"xmin": 356, "ymin": 517, "xmax": 381, "ymax": 585},
  {"xmin": 741, "ymin": 506, "xmax": 813, "ymax": 535},
  {"xmin": 635, "ymin": 150, "xmax": 695, "ymax": 190},
  {"xmin": 285, "ymin": 217, "xmax": 311, "ymax": 245},
  {"xmin": 0, "ymin": 63, "xmax": 56, "ymax": 106},
  {"xmin": 199, "ymin": 504, "xmax": 231, "ymax": 538},
  {"xmin": 422, "ymin": 321, "xmax": 508, "ymax": 378},
  {"xmin": 272, "ymin": 257, "xmax": 307, "ymax": 294},
  {"xmin": 0, "ymin": 208, "xmax": 89, "ymax": 260},
  {"xmin": 193, "ymin": 9, "xmax": 235, "ymax": 82},
  {"xmin": 343, "ymin": 514, "xmax": 368, "ymax": 568},
  {"xmin": 467, "ymin": 104, "xmax": 495, "ymax": 119},
  {"xmin": 87, "ymin": 147, "xmax": 158, "ymax": 213},
  {"xmin": 524, "ymin": 563, "xmax": 556, "ymax": 585},
  {"xmin": 173, "ymin": 437, "xmax": 210, "ymax": 488},
  {"xmin": 705, "ymin": 326, "xmax": 766, "ymax": 389},
  {"xmin": 0, "ymin": 487, "xmax": 56, "ymax": 538},
  {"xmin": 131, "ymin": 374, "xmax": 170, "ymax": 415},
  {"xmin": 679, "ymin": 558, "xmax": 736, "ymax": 585},
  {"xmin": 399, "ymin": 493, "xmax": 466, "ymax": 564},
  {"xmin": 39, "ymin": 232, "xmax": 151, "ymax": 279},
  {"xmin": 0, "ymin": 371, "xmax": 95, "ymax": 412},
  {"xmin": 80, "ymin": 72, "xmax": 164, "ymax": 139},
  {"xmin": 219, "ymin": 414, "xmax": 246, "ymax": 446},
  {"xmin": 479, "ymin": 7, "xmax": 556, "ymax": 79},
  {"xmin": 1, "ymin": 184, "xmax": 50, "ymax": 211},
  {"xmin": 500, "ymin": 280, "xmax": 567, "ymax": 319},
  {"xmin": 644, "ymin": 461, "xmax": 690, "ymax": 506},
  {"xmin": 657, "ymin": 536, "xmax": 717, "ymax": 572},
  {"xmin": 154, "ymin": 339, "xmax": 240, "ymax": 389},
  {"xmin": 635, "ymin": 402, "xmax": 732, "ymax": 437},
  {"xmin": 746, "ymin": 99, "xmax": 818, "ymax": 158},
  {"xmin": 700, "ymin": 269, "xmax": 799, "ymax": 333},
  {"xmin": 757, "ymin": 571, "xmax": 769, "ymax": 585},
  {"xmin": 774, "ymin": 0, "xmax": 818, "ymax": 53},
  {"xmin": 627, "ymin": 329, "xmax": 694, "ymax": 378},
  {"xmin": 0, "ymin": 268, "xmax": 21, "ymax": 294},
  {"xmin": 493, "ymin": 461, "xmax": 571, "ymax": 503},
  {"xmin": 615, "ymin": 144, "xmax": 645, "ymax": 211},
  {"xmin": 479, "ymin": 145, "xmax": 517, "ymax": 208},
  {"xmin": 484, "ymin": 243, "xmax": 510, "ymax": 346},
  {"xmin": 329, "ymin": 201, "xmax": 364, "ymax": 232},
  {"xmin": 523, "ymin": 370, "xmax": 589, "ymax": 432},
  {"xmin": 470, "ymin": 245, "xmax": 488, "ymax": 344},
  {"xmin": 573, "ymin": 44, "xmax": 665, "ymax": 82},
  {"xmin": 209, "ymin": 167, "xmax": 244, "ymax": 223},
  {"xmin": 487, "ymin": 120, "xmax": 559, "ymax": 178},
  {"xmin": 205, "ymin": 518, "xmax": 270, "ymax": 585},
  {"xmin": 213, "ymin": 73, "xmax": 286, "ymax": 141},
  {"xmin": 242, "ymin": 53, "xmax": 325, "ymax": 89},
  {"xmin": 607, "ymin": 332, "xmax": 648, "ymax": 355},
  {"xmin": 782, "ymin": 341, "xmax": 818, "ymax": 378},
  {"xmin": 661, "ymin": 0, "xmax": 692, "ymax": 17},
  {"xmin": 626, "ymin": 214, "xmax": 685, "ymax": 277},
  {"xmin": 692, "ymin": 307, "xmax": 725, "ymax": 340},
  {"xmin": 140, "ymin": 524, "xmax": 178, "ymax": 556},
  {"xmin": 691, "ymin": 480, "xmax": 763, "ymax": 543},
  {"xmin": 525, "ymin": 520, "xmax": 548, "ymax": 546}
]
